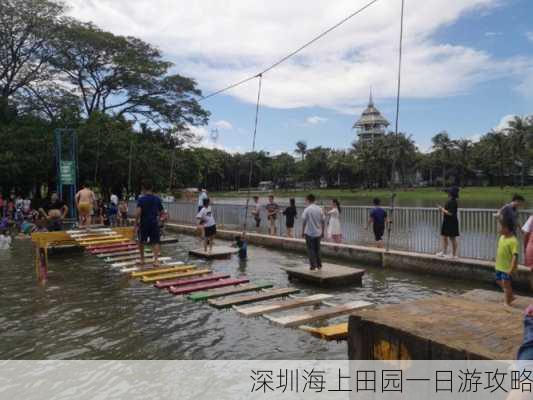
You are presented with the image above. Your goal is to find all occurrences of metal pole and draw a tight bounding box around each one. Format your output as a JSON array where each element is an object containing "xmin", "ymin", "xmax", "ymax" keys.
[{"xmin": 127, "ymin": 137, "xmax": 133, "ymax": 195}]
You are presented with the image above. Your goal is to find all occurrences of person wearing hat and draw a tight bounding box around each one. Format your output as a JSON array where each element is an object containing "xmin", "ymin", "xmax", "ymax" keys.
[{"xmin": 436, "ymin": 186, "xmax": 460, "ymax": 258}]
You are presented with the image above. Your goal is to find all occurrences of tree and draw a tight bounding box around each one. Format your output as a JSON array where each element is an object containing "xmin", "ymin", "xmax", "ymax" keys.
[
  {"xmin": 295, "ymin": 140, "xmax": 307, "ymax": 161},
  {"xmin": 506, "ymin": 116, "xmax": 531, "ymax": 186},
  {"xmin": 483, "ymin": 129, "xmax": 510, "ymax": 189},
  {"xmin": 431, "ymin": 131, "xmax": 454, "ymax": 187},
  {"xmin": 0, "ymin": 0, "xmax": 64, "ymax": 119},
  {"xmin": 454, "ymin": 139, "xmax": 473, "ymax": 186}
]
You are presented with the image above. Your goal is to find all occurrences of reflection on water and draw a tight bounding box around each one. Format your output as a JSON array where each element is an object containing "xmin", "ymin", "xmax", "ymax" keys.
[{"xmin": 0, "ymin": 235, "xmax": 496, "ymax": 360}]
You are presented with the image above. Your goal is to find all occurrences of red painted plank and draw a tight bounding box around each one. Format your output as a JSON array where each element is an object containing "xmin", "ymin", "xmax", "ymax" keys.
[
  {"xmin": 89, "ymin": 245, "xmax": 139, "ymax": 254},
  {"xmin": 154, "ymin": 273, "xmax": 230, "ymax": 289},
  {"xmin": 168, "ymin": 278, "xmax": 250, "ymax": 295},
  {"xmin": 85, "ymin": 241, "xmax": 137, "ymax": 251}
]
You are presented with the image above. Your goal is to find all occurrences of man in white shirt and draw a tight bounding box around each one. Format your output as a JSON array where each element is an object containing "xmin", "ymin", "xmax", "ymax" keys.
[
  {"xmin": 196, "ymin": 197, "xmax": 216, "ymax": 253},
  {"xmin": 301, "ymin": 194, "xmax": 325, "ymax": 271}
]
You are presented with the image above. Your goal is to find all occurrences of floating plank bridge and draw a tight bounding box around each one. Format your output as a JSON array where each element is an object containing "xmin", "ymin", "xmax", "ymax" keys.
[{"xmin": 31, "ymin": 227, "xmax": 371, "ymax": 341}]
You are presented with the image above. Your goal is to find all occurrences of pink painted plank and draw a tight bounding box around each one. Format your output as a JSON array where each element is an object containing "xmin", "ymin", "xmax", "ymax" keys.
[
  {"xmin": 154, "ymin": 273, "xmax": 230, "ymax": 289},
  {"xmin": 89, "ymin": 245, "xmax": 138, "ymax": 254},
  {"xmin": 168, "ymin": 278, "xmax": 250, "ymax": 295},
  {"xmin": 85, "ymin": 241, "xmax": 137, "ymax": 251}
]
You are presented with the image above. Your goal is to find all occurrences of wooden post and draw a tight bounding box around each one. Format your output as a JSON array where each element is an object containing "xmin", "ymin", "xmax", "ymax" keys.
[{"xmin": 38, "ymin": 246, "xmax": 48, "ymax": 282}]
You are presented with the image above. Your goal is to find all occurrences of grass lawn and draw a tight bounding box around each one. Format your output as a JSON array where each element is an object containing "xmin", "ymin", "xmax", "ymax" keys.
[{"xmin": 212, "ymin": 186, "xmax": 533, "ymax": 207}]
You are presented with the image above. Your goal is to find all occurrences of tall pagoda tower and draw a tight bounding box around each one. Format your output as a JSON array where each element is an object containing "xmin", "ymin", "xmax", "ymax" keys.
[{"xmin": 353, "ymin": 90, "xmax": 390, "ymax": 144}]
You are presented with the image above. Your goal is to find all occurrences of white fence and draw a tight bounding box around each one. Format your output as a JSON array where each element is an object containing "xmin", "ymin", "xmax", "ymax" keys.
[{"xmin": 130, "ymin": 201, "xmax": 531, "ymax": 262}]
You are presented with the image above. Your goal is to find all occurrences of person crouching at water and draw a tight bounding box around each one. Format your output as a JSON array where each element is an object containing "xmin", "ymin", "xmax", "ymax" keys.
[
  {"xmin": 301, "ymin": 194, "xmax": 325, "ymax": 271},
  {"xmin": 135, "ymin": 181, "xmax": 163, "ymax": 267},
  {"xmin": 196, "ymin": 198, "xmax": 216, "ymax": 253},
  {"xmin": 366, "ymin": 198, "xmax": 387, "ymax": 248},
  {"xmin": 495, "ymin": 222, "xmax": 519, "ymax": 307},
  {"xmin": 436, "ymin": 186, "xmax": 460, "ymax": 259},
  {"xmin": 282, "ymin": 198, "xmax": 297, "ymax": 238}
]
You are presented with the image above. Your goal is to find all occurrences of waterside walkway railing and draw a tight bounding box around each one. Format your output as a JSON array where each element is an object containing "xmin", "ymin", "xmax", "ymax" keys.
[{"xmin": 130, "ymin": 201, "xmax": 531, "ymax": 262}]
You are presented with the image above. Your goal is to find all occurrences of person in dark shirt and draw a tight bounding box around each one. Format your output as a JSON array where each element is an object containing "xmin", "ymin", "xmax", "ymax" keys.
[
  {"xmin": 436, "ymin": 186, "xmax": 460, "ymax": 258},
  {"xmin": 135, "ymin": 181, "xmax": 163, "ymax": 266},
  {"xmin": 498, "ymin": 194, "xmax": 526, "ymax": 236},
  {"xmin": 367, "ymin": 197, "xmax": 388, "ymax": 248},
  {"xmin": 282, "ymin": 198, "xmax": 297, "ymax": 238},
  {"xmin": 38, "ymin": 193, "xmax": 68, "ymax": 231},
  {"xmin": 234, "ymin": 234, "xmax": 248, "ymax": 260}
]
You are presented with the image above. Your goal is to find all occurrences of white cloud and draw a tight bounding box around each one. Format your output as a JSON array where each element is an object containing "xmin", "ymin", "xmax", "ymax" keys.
[
  {"xmin": 494, "ymin": 114, "xmax": 516, "ymax": 132},
  {"xmin": 305, "ymin": 116, "xmax": 328, "ymax": 125},
  {"xmin": 65, "ymin": 0, "xmax": 531, "ymax": 111},
  {"xmin": 527, "ymin": 32, "xmax": 533, "ymax": 43},
  {"xmin": 484, "ymin": 31, "xmax": 502, "ymax": 37},
  {"xmin": 213, "ymin": 120, "xmax": 233, "ymax": 130}
]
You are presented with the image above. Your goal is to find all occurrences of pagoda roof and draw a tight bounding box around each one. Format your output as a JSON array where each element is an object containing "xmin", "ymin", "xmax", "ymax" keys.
[{"xmin": 352, "ymin": 92, "xmax": 390, "ymax": 129}]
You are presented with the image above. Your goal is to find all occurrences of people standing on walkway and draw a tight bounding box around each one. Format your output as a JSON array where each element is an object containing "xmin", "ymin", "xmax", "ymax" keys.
[
  {"xmin": 75, "ymin": 184, "xmax": 96, "ymax": 227},
  {"xmin": 301, "ymin": 194, "xmax": 325, "ymax": 271},
  {"xmin": 283, "ymin": 198, "xmax": 297, "ymax": 238},
  {"xmin": 135, "ymin": 181, "xmax": 163, "ymax": 267},
  {"xmin": 436, "ymin": 186, "xmax": 460, "ymax": 258},
  {"xmin": 495, "ymin": 221, "xmax": 519, "ymax": 306},
  {"xmin": 197, "ymin": 188, "xmax": 208, "ymax": 212},
  {"xmin": 367, "ymin": 198, "xmax": 388, "ymax": 248},
  {"xmin": 326, "ymin": 199, "xmax": 342, "ymax": 243},
  {"xmin": 38, "ymin": 192, "xmax": 68, "ymax": 231},
  {"xmin": 266, "ymin": 195, "xmax": 280, "ymax": 236},
  {"xmin": 251, "ymin": 196, "xmax": 262, "ymax": 232},
  {"xmin": 196, "ymin": 197, "xmax": 217, "ymax": 254},
  {"xmin": 497, "ymin": 194, "xmax": 526, "ymax": 235},
  {"xmin": 523, "ymin": 214, "xmax": 533, "ymax": 269}
]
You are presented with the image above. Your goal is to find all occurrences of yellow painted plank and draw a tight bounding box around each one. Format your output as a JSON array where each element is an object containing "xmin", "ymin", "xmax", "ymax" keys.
[
  {"xmin": 140, "ymin": 269, "xmax": 210, "ymax": 283},
  {"xmin": 299, "ymin": 323, "xmax": 348, "ymax": 340},
  {"xmin": 131, "ymin": 265, "xmax": 195, "ymax": 278},
  {"xmin": 78, "ymin": 238, "xmax": 130, "ymax": 246}
]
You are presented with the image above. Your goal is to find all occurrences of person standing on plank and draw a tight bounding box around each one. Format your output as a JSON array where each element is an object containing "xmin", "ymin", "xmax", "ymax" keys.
[
  {"xmin": 75, "ymin": 184, "xmax": 96, "ymax": 227},
  {"xmin": 301, "ymin": 194, "xmax": 325, "ymax": 271},
  {"xmin": 135, "ymin": 181, "xmax": 163, "ymax": 267},
  {"xmin": 196, "ymin": 197, "xmax": 216, "ymax": 254}
]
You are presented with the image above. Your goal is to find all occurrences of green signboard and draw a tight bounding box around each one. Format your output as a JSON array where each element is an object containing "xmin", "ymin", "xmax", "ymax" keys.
[{"xmin": 60, "ymin": 160, "xmax": 75, "ymax": 185}]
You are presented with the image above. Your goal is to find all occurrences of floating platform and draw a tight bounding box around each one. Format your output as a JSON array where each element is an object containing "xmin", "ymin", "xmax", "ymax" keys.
[
  {"xmin": 141, "ymin": 268, "xmax": 210, "ymax": 283},
  {"xmin": 348, "ymin": 289, "xmax": 531, "ymax": 360},
  {"xmin": 265, "ymin": 300, "xmax": 372, "ymax": 327},
  {"xmin": 189, "ymin": 246, "xmax": 238, "ymax": 259},
  {"xmin": 208, "ymin": 287, "xmax": 300, "ymax": 309},
  {"xmin": 190, "ymin": 282, "xmax": 275, "ymax": 302},
  {"xmin": 154, "ymin": 273, "xmax": 230, "ymax": 289},
  {"xmin": 281, "ymin": 263, "xmax": 365, "ymax": 287},
  {"xmin": 234, "ymin": 294, "xmax": 333, "ymax": 317},
  {"xmin": 169, "ymin": 277, "xmax": 249, "ymax": 295},
  {"xmin": 300, "ymin": 323, "xmax": 348, "ymax": 341}
]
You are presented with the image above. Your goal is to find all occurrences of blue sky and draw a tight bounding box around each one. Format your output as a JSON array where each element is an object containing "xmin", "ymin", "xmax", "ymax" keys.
[{"xmin": 68, "ymin": 0, "xmax": 533, "ymax": 154}]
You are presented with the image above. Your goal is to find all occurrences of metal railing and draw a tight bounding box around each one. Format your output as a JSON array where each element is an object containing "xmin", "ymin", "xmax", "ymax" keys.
[{"xmin": 129, "ymin": 201, "xmax": 531, "ymax": 262}]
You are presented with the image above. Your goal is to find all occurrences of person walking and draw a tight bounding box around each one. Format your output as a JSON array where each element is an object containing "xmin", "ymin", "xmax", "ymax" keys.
[
  {"xmin": 523, "ymin": 213, "xmax": 533, "ymax": 269},
  {"xmin": 326, "ymin": 199, "xmax": 342, "ymax": 243},
  {"xmin": 301, "ymin": 194, "xmax": 325, "ymax": 271},
  {"xmin": 436, "ymin": 186, "xmax": 460, "ymax": 258},
  {"xmin": 75, "ymin": 184, "xmax": 96, "ymax": 227},
  {"xmin": 366, "ymin": 198, "xmax": 388, "ymax": 248},
  {"xmin": 135, "ymin": 181, "xmax": 163, "ymax": 267},
  {"xmin": 282, "ymin": 198, "xmax": 297, "ymax": 238}
]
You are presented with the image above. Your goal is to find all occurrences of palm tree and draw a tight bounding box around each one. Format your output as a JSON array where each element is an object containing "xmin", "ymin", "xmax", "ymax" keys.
[
  {"xmin": 454, "ymin": 139, "xmax": 473, "ymax": 186},
  {"xmin": 506, "ymin": 116, "xmax": 531, "ymax": 186},
  {"xmin": 295, "ymin": 140, "xmax": 307, "ymax": 161},
  {"xmin": 431, "ymin": 131, "xmax": 453, "ymax": 188},
  {"xmin": 484, "ymin": 129, "xmax": 509, "ymax": 189}
]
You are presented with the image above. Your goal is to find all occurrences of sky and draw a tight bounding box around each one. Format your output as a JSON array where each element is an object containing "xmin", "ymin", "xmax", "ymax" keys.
[{"xmin": 66, "ymin": 0, "xmax": 533, "ymax": 154}]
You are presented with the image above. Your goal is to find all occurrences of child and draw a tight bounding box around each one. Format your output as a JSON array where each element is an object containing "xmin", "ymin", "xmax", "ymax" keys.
[
  {"xmin": 234, "ymin": 234, "xmax": 248, "ymax": 260},
  {"xmin": 495, "ymin": 222, "xmax": 519, "ymax": 306},
  {"xmin": 196, "ymin": 198, "xmax": 216, "ymax": 253},
  {"xmin": 0, "ymin": 230, "xmax": 12, "ymax": 250}
]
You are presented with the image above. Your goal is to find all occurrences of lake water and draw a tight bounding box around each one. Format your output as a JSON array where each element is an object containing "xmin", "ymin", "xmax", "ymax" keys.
[{"xmin": 0, "ymin": 235, "xmax": 495, "ymax": 359}]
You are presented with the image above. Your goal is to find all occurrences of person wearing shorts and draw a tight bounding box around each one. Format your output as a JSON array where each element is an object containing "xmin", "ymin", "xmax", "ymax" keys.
[
  {"xmin": 495, "ymin": 222, "xmax": 519, "ymax": 306},
  {"xmin": 196, "ymin": 198, "xmax": 216, "ymax": 253},
  {"xmin": 367, "ymin": 198, "xmax": 388, "ymax": 248},
  {"xmin": 135, "ymin": 181, "xmax": 163, "ymax": 266},
  {"xmin": 75, "ymin": 184, "xmax": 96, "ymax": 227},
  {"xmin": 265, "ymin": 195, "xmax": 279, "ymax": 236}
]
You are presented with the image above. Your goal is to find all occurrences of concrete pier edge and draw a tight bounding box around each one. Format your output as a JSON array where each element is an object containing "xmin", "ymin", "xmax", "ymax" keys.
[{"xmin": 167, "ymin": 223, "xmax": 533, "ymax": 291}]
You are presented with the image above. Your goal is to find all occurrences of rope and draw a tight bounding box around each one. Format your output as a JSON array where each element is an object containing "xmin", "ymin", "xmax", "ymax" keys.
[
  {"xmin": 386, "ymin": 0, "xmax": 405, "ymax": 252},
  {"xmin": 200, "ymin": 0, "xmax": 381, "ymax": 101},
  {"xmin": 242, "ymin": 74, "xmax": 263, "ymax": 233}
]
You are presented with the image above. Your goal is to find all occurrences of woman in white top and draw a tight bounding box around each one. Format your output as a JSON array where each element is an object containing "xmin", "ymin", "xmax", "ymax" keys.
[
  {"xmin": 326, "ymin": 199, "xmax": 342, "ymax": 243},
  {"xmin": 523, "ymin": 215, "xmax": 533, "ymax": 268}
]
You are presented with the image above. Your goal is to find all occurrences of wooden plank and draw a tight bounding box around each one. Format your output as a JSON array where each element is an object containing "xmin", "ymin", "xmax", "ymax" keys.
[
  {"xmin": 120, "ymin": 261, "xmax": 185, "ymax": 274},
  {"xmin": 90, "ymin": 246, "xmax": 138, "ymax": 255},
  {"xmin": 130, "ymin": 264, "xmax": 191, "ymax": 278},
  {"xmin": 66, "ymin": 228, "xmax": 112, "ymax": 234},
  {"xmin": 103, "ymin": 252, "xmax": 153, "ymax": 262},
  {"xmin": 154, "ymin": 273, "xmax": 230, "ymax": 289},
  {"xmin": 189, "ymin": 282, "xmax": 274, "ymax": 302},
  {"xmin": 85, "ymin": 241, "xmax": 137, "ymax": 250},
  {"xmin": 281, "ymin": 264, "xmax": 365, "ymax": 287},
  {"xmin": 189, "ymin": 246, "xmax": 238, "ymax": 259},
  {"xmin": 96, "ymin": 249, "xmax": 142, "ymax": 258},
  {"xmin": 110, "ymin": 257, "xmax": 172, "ymax": 268},
  {"xmin": 234, "ymin": 294, "xmax": 333, "ymax": 317},
  {"xmin": 264, "ymin": 301, "xmax": 372, "ymax": 327},
  {"xmin": 70, "ymin": 232, "xmax": 119, "ymax": 238},
  {"xmin": 208, "ymin": 287, "xmax": 300, "ymax": 309},
  {"xmin": 300, "ymin": 323, "xmax": 348, "ymax": 341},
  {"xmin": 78, "ymin": 237, "xmax": 129, "ymax": 245},
  {"xmin": 141, "ymin": 268, "xmax": 211, "ymax": 283},
  {"xmin": 169, "ymin": 277, "xmax": 249, "ymax": 295}
]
